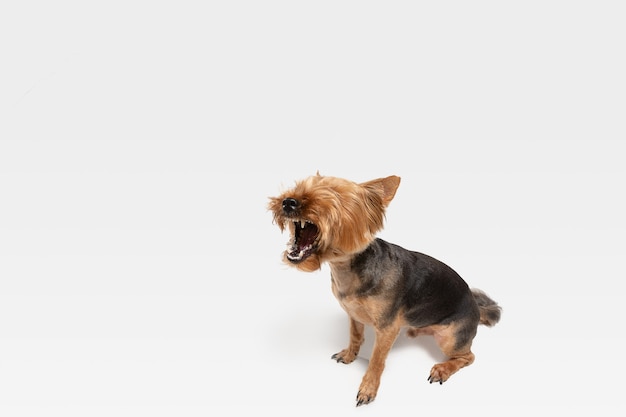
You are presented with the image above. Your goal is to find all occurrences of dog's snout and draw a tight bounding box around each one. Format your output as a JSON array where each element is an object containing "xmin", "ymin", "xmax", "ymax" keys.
[{"xmin": 282, "ymin": 198, "xmax": 299, "ymax": 213}]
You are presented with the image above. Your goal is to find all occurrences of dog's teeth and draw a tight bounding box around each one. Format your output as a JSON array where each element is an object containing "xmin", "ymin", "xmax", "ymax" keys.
[{"xmin": 300, "ymin": 220, "xmax": 306, "ymax": 228}]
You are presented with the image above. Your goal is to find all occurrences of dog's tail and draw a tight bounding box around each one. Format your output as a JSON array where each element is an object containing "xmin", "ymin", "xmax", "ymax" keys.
[{"xmin": 471, "ymin": 289, "xmax": 502, "ymax": 327}]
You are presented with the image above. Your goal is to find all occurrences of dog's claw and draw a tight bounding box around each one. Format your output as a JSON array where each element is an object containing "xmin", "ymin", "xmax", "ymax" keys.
[
  {"xmin": 428, "ymin": 375, "xmax": 443, "ymax": 385},
  {"xmin": 355, "ymin": 393, "xmax": 370, "ymax": 407},
  {"xmin": 356, "ymin": 390, "xmax": 374, "ymax": 406},
  {"xmin": 356, "ymin": 396, "xmax": 372, "ymax": 407}
]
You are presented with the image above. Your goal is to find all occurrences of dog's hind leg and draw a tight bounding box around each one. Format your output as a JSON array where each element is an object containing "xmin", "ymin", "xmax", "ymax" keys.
[{"xmin": 427, "ymin": 321, "xmax": 477, "ymax": 384}]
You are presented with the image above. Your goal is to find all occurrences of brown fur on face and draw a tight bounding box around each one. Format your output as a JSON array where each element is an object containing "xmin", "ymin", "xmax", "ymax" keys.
[
  {"xmin": 267, "ymin": 174, "xmax": 400, "ymax": 271},
  {"xmin": 268, "ymin": 173, "xmax": 501, "ymax": 406}
]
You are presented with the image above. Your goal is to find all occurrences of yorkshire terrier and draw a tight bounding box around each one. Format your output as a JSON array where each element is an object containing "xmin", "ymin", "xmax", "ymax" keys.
[{"xmin": 268, "ymin": 174, "xmax": 501, "ymax": 406}]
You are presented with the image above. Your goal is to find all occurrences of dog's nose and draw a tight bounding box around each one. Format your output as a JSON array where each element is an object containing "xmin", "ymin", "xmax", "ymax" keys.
[{"xmin": 282, "ymin": 198, "xmax": 299, "ymax": 213}]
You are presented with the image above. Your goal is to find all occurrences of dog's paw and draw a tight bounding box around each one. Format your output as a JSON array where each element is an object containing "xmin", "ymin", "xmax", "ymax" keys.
[
  {"xmin": 355, "ymin": 384, "xmax": 377, "ymax": 406},
  {"xmin": 356, "ymin": 390, "xmax": 375, "ymax": 407},
  {"xmin": 331, "ymin": 349, "xmax": 358, "ymax": 364},
  {"xmin": 427, "ymin": 363, "xmax": 452, "ymax": 385}
]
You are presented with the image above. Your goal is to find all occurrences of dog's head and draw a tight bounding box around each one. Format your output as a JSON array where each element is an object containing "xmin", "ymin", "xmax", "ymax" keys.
[{"xmin": 268, "ymin": 173, "xmax": 401, "ymax": 271}]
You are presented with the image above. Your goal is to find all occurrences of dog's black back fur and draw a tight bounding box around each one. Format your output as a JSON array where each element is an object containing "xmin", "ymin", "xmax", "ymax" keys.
[{"xmin": 349, "ymin": 239, "xmax": 480, "ymax": 334}]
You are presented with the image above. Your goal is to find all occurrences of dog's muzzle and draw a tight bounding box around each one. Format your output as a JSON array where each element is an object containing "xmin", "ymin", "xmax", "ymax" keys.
[{"xmin": 279, "ymin": 197, "xmax": 318, "ymax": 263}]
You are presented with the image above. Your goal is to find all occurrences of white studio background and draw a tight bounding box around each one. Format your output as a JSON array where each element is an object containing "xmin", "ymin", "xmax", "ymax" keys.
[{"xmin": 1, "ymin": 1, "xmax": 624, "ymax": 416}]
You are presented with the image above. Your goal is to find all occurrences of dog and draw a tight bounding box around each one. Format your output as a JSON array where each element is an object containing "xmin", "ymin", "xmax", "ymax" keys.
[{"xmin": 268, "ymin": 173, "xmax": 501, "ymax": 406}]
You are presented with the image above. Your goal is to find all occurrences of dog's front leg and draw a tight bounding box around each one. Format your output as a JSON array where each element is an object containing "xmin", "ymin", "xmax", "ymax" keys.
[
  {"xmin": 356, "ymin": 325, "xmax": 400, "ymax": 406},
  {"xmin": 331, "ymin": 317, "xmax": 364, "ymax": 364}
]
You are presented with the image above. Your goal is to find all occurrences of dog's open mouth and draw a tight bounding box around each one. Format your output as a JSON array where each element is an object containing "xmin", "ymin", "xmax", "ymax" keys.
[{"xmin": 286, "ymin": 220, "xmax": 319, "ymax": 263}]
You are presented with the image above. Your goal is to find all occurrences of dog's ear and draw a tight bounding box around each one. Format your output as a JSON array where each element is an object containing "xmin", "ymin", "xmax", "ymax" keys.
[{"xmin": 361, "ymin": 176, "xmax": 401, "ymax": 206}]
